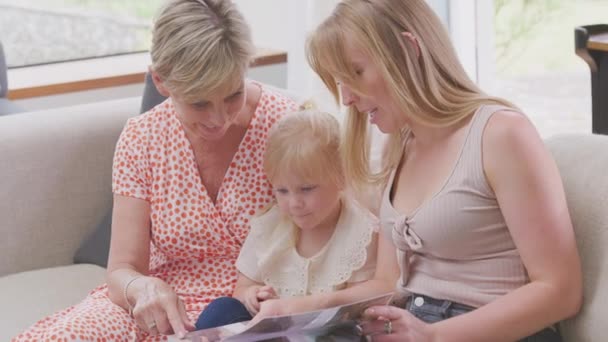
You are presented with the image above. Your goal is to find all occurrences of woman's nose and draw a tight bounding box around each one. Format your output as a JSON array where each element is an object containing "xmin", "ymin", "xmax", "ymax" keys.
[
  {"xmin": 340, "ymin": 84, "xmax": 359, "ymax": 107},
  {"xmin": 208, "ymin": 108, "xmax": 227, "ymax": 126}
]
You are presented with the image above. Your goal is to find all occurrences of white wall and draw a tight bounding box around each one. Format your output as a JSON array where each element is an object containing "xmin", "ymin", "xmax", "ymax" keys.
[
  {"xmin": 234, "ymin": 0, "xmax": 340, "ymax": 112},
  {"xmin": 234, "ymin": 0, "xmax": 456, "ymax": 110}
]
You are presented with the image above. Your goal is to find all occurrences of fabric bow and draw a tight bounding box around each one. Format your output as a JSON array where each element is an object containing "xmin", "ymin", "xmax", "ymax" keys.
[{"xmin": 391, "ymin": 215, "xmax": 422, "ymax": 286}]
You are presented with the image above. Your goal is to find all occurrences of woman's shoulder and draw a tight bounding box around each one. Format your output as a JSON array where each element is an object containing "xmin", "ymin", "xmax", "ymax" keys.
[
  {"xmin": 482, "ymin": 108, "xmax": 546, "ymax": 183},
  {"xmin": 121, "ymin": 99, "xmax": 177, "ymax": 143},
  {"xmin": 256, "ymin": 82, "xmax": 299, "ymax": 125},
  {"xmin": 483, "ymin": 108, "xmax": 538, "ymax": 152}
]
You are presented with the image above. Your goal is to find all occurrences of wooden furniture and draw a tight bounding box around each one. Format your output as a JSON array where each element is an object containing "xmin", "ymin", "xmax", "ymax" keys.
[
  {"xmin": 575, "ymin": 24, "xmax": 608, "ymax": 135},
  {"xmin": 7, "ymin": 48, "xmax": 287, "ymax": 100}
]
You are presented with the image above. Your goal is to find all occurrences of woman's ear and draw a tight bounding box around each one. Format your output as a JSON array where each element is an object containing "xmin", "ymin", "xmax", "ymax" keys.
[
  {"xmin": 149, "ymin": 67, "xmax": 171, "ymax": 97},
  {"xmin": 401, "ymin": 32, "xmax": 421, "ymax": 59}
]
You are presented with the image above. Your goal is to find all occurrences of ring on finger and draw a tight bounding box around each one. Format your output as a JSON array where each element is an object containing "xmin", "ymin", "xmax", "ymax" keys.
[
  {"xmin": 384, "ymin": 320, "xmax": 392, "ymax": 335},
  {"xmin": 355, "ymin": 323, "xmax": 364, "ymax": 336}
]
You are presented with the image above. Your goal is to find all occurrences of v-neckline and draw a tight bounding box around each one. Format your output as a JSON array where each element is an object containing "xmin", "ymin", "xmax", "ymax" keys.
[
  {"xmin": 180, "ymin": 83, "xmax": 264, "ymax": 215},
  {"xmin": 386, "ymin": 108, "xmax": 480, "ymax": 220}
]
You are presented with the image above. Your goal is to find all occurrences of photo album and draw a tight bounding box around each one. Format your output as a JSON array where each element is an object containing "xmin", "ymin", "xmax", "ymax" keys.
[{"xmin": 168, "ymin": 293, "xmax": 394, "ymax": 342}]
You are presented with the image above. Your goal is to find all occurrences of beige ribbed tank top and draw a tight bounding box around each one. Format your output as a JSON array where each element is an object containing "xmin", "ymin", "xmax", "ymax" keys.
[{"xmin": 380, "ymin": 105, "xmax": 529, "ymax": 308}]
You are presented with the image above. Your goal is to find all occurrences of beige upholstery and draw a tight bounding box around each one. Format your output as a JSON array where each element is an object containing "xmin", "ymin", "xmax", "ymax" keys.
[
  {"xmin": 0, "ymin": 97, "xmax": 139, "ymax": 341},
  {"xmin": 0, "ymin": 264, "xmax": 106, "ymax": 338},
  {"xmin": 0, "ymin": 97, "xmax": 139, "ymax": 276},
  {"xmin": 546, "ymin": 134, "xmax": 608, "ymax": 342}
]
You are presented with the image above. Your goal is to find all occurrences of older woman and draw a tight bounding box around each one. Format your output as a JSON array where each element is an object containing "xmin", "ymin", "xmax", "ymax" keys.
[{"xmin": 14, "ymin": 0, "xmax": 296, "ymax": 341}]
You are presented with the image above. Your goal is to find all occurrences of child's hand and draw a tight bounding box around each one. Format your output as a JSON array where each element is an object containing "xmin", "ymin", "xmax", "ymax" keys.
[
  {"xmin": 256, "ymin": 285, "xmax": 278, "ymax": 302},
  {"xmin": 242, "ymin": 285, "xmax": 263, "ymax": 315}
]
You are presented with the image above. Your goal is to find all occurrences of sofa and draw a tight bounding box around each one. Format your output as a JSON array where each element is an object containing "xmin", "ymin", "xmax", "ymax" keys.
[
  {"xmin": 0, "ymin": 97, "xmax": 140, "ymax": 340},
  {"xmin": 0, "ymin": 94, "xmax": 606, "ymax": 341}
]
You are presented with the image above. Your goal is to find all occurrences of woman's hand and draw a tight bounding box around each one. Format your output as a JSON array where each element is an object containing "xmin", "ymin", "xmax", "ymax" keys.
[
  {"xmin": 129, "ymin": 276, "xmax": 195, "ymax": 338},
  {"xmin": 361, "ymin": 305, "xmax": 437, "ymax": 342}
]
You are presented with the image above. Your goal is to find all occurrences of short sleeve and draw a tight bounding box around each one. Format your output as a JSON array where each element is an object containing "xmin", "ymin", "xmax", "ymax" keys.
[
  {"xmin": 111, "ymin": 118, "xmax": 151, "ymax": 201},
  {"xmin": 347, "ymin": 231, "xmax": 378, "ymax": 283},
  {"xmin": 235, "ymin": 227, "xmax": 263, "ymax": 283},
  {"xmin": 236, "ymin": 205, "xmax": 286, "ymax": 283}
]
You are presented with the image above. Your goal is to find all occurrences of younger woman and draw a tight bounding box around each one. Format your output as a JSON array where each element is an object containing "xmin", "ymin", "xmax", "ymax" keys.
[
  {"xmin": 305, "ymin": 0, "xmax": 582, "ymax": 340},
  {"xmin": 195, "ymin": 107, "xmax": 379, "ymax": 329}
]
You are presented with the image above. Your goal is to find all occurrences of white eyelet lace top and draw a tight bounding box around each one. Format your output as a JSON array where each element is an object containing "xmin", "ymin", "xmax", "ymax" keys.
[{"xmin": 236, "ymin": 197, "xmax": 378, "ymax": 297}]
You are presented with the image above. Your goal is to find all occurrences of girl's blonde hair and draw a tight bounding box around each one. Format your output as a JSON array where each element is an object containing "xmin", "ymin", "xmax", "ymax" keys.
[
  {"xmin": 306, "ymin": 0, "xmax": 516, "ymax": 193},
  {"xmin": 151, "ymin": 0, "xmax": 254, "ymax": 102},
  {"xmin": 264, "ymin": 105, "xmax": 344, "ymax": 189}
]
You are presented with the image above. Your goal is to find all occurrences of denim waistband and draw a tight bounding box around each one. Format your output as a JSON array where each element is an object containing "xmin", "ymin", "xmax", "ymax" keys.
[
  {"xmin": 403, "ymin": 293, "xmax": 560, "ymax": 340},
  {"xmin": 404, "ymin": 293, "xmax": 476, "ymax": 312}
]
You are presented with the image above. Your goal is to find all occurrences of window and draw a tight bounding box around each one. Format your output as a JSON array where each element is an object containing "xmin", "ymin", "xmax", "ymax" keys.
[
  {"xmin": 0, "ymin": 0, "xmax": 162, "ymax": 68},
  {"xmin": 485, "ymin": 0, "xmax": 608, "ymax": 137}
]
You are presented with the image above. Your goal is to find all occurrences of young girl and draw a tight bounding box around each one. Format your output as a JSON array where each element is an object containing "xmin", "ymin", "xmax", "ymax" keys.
[{"xmin": 195, "ymin": 107, "xmax": 379, "ymax": 329}]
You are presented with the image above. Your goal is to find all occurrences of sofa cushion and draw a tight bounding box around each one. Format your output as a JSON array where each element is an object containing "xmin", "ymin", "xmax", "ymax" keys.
[
  {"xmin": 0, "ymin": 97, "xmax": 25, "ymax": 116},
  {"xmin": 0, "ymin": 264, "xmax": 106, "ymax": 341},
  {"xmin": 73, "ymin": 211, "xmax": 112, "ymax": 267},
  {"xmin": 72, "ymin": 81, "xmax": 167, "ymax": 268},
  {"xmin": 545, "ymin": 133, "xmax": 608, "ymax": 342},
  {"xmin": 0, "ymin": 97, "xmax": 140, "ymax": 277}
]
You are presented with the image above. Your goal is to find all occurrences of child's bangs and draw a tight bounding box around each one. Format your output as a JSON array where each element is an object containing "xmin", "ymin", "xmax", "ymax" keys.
[{"xmin": 269, "ymin": 145, "xmax": 330, "ymax": 186}]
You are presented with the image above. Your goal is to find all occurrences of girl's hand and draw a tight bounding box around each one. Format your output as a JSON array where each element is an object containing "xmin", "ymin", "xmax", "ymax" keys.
[
  {"xmin": 248, "ymin": 298, "xmax": 286, "ymax": 326},
  {"xmin": 242, "ymin": 285, "xmax": 264, "ymax": 315},
  {"xmin": 244, "ymin": 285, "xmax": 278, "ymax": 316},
  {"xmin": 361, "ymin": 305, "xmax": 437, "ymax": 342},
  {"xmin": 253, "ymin": 296, "xmax": 314, "ymax": 323},
  {"xmin": 130, "ymin": 276, "xmax": 195, "ymax": 338},
  {"xmin": 256, "ymin": 285, "xmax": 278, "ymax": 301}
]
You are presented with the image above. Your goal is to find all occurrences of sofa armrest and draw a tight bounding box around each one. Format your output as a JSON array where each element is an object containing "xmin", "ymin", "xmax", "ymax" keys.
[
  {"xmin": 0, "ymin": 97, "xmax": 140, "ymax": 277},
  {"xmin": 545, "ymin": 133, "xmax": 608, "ymax": 342}
]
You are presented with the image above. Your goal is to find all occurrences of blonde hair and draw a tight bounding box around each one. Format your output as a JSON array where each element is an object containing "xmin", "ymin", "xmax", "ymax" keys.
[
  {"xmin": 151, "ymin": 0, "xmax": 254, "ymax": 102},
  {"xmin": 306, "ymin": 0, "xmax": 516, "ymax": 193},
  {"xmin": 264, "ymin": 106, "xmax": 344, "ymax": 189}
]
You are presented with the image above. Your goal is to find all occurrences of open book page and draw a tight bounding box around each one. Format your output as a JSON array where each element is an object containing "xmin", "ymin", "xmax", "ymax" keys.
[
  {"xmin": 167, "ymin": 321, "xmax": 249, "ymax": 342},
  {"xmin": 170, "ymin": 293, "xmax": 394, "ymax": 342}
]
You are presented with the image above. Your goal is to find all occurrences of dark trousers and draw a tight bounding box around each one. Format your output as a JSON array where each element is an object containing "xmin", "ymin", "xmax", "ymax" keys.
[
  {"xmin": 195, "ymin": 297, "xmax": 253, "ymax": 330},
  {"xmin": 404, "ymin": 293, "xmax": 563, "ymax": 342}
]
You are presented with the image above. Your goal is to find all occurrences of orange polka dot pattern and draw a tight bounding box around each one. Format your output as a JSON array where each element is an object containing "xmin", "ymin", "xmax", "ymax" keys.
[{"xmin": 13, "ymin": 85, "xmax": 297, "ymax": 342}]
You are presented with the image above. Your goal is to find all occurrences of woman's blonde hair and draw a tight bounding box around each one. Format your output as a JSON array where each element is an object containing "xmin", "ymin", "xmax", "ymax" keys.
[
  {"xmin": 151, "ymin": 0, "xmax": 254, "ymax": 102},
  {"xmin": 264, "ymin": 105, "xmax": 344, "ymax": 189},
  {"xmin": 306, "ymin": 0, "xmax": 515, "ymax": 192}
]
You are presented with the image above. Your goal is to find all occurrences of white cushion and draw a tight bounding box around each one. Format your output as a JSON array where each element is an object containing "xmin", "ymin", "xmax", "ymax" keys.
[{"xmin": 0, "ymin": 264, "xmax": 106, "ymax": 341}]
